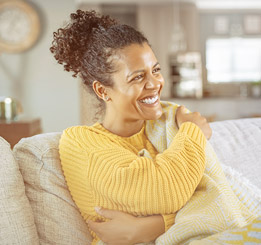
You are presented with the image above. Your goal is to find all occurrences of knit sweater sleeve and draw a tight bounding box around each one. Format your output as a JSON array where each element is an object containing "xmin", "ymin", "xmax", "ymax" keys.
[
  {"xmin": 162, "ymin": 213, "xmax": 177, "ymax": 231},
  {"xmin": 60, "ymin": 122, "xmax": 206, "ymax": 224}
]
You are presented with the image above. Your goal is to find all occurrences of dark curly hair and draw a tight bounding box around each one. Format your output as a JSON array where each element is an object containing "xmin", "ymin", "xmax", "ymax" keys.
[{"xmin": 50, "ymin": 9, "xmax": 149, "ymax": 92}]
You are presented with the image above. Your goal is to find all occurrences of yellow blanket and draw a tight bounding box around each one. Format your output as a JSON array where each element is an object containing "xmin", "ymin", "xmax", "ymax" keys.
[{"xmin": 144, "ymin": 101, "xmax": 260, "ymax": 244}]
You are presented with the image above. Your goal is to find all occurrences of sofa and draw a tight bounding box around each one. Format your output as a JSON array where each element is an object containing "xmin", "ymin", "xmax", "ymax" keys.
[{"xmin": 0, "ymin": 118, "xmax": 261, "ymax": 245}]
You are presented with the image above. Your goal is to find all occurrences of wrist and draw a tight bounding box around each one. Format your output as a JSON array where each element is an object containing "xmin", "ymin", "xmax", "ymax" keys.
[{"xmin": 134, "ymin": 215, "xmax": 165, "ymax": 243}]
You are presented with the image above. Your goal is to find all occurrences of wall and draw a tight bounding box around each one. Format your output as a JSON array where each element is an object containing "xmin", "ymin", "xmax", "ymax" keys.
[{"xmin": 0, "ymin": 0, "xmax": 80, "ymax": 133}]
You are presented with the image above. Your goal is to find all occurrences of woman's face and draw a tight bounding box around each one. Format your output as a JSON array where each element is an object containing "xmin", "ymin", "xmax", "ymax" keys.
[{"xmin": 106, "ymin": 43, "xmax": 165, "ymax": 122}]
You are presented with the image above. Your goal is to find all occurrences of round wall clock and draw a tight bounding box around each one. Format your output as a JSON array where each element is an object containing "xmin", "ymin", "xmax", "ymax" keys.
[{"xmin": 0, "ymin": 0, "xmax": 40, "ymax": 53}]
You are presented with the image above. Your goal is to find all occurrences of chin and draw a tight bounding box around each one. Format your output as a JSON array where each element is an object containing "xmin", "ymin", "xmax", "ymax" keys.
[
  {"xmin": 153, "ymin": 111, "xmax": 163, "ymax": 120},
  {"xmin": 145, "ymin": 109, "xmax": 163, "ymax": 121}
]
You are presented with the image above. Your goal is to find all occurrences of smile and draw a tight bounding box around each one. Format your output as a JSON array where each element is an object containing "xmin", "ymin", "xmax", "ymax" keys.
[{"xmin": 139, "ymin": 95, "xmax": 159, "ymax": 104}]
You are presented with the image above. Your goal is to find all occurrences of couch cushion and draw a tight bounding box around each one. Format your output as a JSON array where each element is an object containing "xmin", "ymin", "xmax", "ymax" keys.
[
  {"xmin": 0, "ymin": 136, "xmax": 39, "ymax": 244},
  {"xmin": 209, "ymin": 118, "xmax": 261, "ymax": 189},
  {"xmin": 13, "ymin": 133, "xmax": 92, "ymax": 245}
]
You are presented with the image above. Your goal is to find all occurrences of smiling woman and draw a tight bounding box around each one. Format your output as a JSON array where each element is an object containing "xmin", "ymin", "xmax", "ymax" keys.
[
  {"xmin": 93, "ymin": 43, "xmax": 165, "ymax": 137},
  {"xmin": 50, "ymin": 9, "xmax": 217, "ymax": 245}
]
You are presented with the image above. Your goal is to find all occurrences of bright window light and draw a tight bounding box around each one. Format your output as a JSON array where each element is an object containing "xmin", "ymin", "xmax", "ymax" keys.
[{"xmin": 206, "ymin": 37, "xmax": 261, "ymax": 83}]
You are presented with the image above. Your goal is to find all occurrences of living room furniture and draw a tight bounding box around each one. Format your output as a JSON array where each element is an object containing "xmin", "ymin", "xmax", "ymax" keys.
[
  {"xmin": 0, "ymin": 118, "xmax": 42, "ymax": 148},
  {"xmin": 0, "ymin": 118, "xmax": 260, "ymax": 244}
]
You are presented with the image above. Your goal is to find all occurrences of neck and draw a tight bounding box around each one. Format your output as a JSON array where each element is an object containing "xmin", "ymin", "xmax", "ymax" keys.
[{"xmin": 102, "ymin": 113, "xmax": 144, "ymax": 137}]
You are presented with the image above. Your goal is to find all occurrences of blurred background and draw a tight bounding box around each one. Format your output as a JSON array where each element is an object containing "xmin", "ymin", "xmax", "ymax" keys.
[{"xmin": 0, "ymin": 0, "xmax": 261, "ymax": 145}]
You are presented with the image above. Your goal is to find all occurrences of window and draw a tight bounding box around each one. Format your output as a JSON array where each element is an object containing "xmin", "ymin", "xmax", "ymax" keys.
[{"xmin": 206, "ymin": 37, "xmax": 261, "ymax": 83}]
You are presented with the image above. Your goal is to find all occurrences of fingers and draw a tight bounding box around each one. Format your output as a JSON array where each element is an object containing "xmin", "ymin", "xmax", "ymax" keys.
[
  {"xmin": 192, "ymin": 111, "xmax": 201, "ymax": 117},
  {"xmin": 176, "ymin": 106, "xmax": 187, "ymax": 128},
  {"xmin": 176, "ymin": 105, "xmax": 212, "ymax": 139},
  {"xmin": 176, "ymin": 105, "xmax": 186, "ymax": 115},
  {"xmin": 87, "ymin": 219, "xmax": 102, "ymax": 236},
  {"xmin": 88, "ymin": 219, "xmax": 109, "ymax": 243},
  {"xmin": 87, "ymin": 207, "xmax": 113, "ymax": 235},
  {"xmin": 94, "ymin": 206, "xmax": 121, "ymax": 220}
]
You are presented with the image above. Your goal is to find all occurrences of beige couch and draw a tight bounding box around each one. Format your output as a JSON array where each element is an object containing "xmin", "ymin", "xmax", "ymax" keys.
[{"xmin": 0, "ymin": 118, "xmax": 261, "ymax": 245}]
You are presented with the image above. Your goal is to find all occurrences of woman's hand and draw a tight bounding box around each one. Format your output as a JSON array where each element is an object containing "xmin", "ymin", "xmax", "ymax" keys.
[
  {"xmin": 176, "ymin": 105, "xmax": 212, "ymax": 140},
  {"xmin": 88, "ymin": 207, "xmax": 165, "ymax": 245}
]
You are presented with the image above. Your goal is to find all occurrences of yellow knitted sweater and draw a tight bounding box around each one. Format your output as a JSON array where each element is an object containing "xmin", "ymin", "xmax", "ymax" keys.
[{"xmin": 59, "ymin": 120, "xmax": 206, "ymax": 244}]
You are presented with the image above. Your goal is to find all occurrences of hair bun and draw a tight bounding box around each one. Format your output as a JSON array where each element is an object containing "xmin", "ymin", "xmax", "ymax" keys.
[{"xmin": 50, "ymin": 10, "xmax": 117, "ymax": 77}]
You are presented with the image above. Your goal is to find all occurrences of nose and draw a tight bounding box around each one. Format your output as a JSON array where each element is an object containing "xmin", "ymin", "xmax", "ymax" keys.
[{"xmin": 145, "ymin": 74, "xmax": 163, "ymax": 90}]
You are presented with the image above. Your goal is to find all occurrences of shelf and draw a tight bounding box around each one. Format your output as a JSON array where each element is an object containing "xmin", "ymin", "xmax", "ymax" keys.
[{"xmin": 169, "ymin": 52, "xmax": 203, "ymax": 98}]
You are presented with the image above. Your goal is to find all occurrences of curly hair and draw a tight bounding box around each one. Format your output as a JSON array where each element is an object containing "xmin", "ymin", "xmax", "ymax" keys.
[{"xmin": 50, "ymin": 9, "xmax": 148, "ymax": 92}]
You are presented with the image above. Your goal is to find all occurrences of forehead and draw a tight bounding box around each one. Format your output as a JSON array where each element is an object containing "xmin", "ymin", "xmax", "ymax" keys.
[{"xmin": 115, "ymin": 43, "xmax": 158, "ymax": 71}]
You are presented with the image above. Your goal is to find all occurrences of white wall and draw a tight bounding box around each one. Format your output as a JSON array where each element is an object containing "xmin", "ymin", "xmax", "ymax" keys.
[{"xmin": 0, "ymin": 0, "xmax": 80, "ymax": 133}]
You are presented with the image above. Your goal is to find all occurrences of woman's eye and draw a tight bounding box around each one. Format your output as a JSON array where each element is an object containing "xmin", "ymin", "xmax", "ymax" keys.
[
  {"xmin": 133, "ymin": 75, "xmax": 143, "ymax": 81},
  {"xmin": 153, "ymin": 67, "xmax": 161, "ymax": 73}
]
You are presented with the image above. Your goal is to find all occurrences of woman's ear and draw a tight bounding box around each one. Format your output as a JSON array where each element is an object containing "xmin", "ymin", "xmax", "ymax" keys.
[{"xmin": 92, "ymin": 81, "xmax": 109, "ymax": 101}]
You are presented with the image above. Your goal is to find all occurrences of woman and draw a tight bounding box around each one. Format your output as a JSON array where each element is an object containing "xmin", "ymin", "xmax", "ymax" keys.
[{"xmin": 50, "ymin": 10, "xmax": 211, "ymax": 244}]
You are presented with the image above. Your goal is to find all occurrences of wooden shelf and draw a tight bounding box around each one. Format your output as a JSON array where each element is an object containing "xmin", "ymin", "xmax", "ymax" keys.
[{"xmin": 0, "ymin": 118, "xmax": 42, "ymax": 148}]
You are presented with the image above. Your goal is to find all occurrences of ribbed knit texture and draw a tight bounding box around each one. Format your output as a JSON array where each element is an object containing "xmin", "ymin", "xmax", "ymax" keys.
[{"xmin": 59, "ymin": 105, "xmax": 206, "ymax": 244}]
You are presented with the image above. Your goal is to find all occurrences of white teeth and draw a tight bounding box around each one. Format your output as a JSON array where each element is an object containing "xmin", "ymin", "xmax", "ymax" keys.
[{"xmin": 140, "ymin": 95, "xmax": 158, "ymax": 104}]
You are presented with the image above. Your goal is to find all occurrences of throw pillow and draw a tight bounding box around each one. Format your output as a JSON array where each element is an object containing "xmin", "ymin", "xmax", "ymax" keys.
[
  {"xmin": 13, "ymin": 133, "xmax": 92, "ymax": 245},
  {"xmin": 0, "ymin": 136, "xmax": 39, "ymax": 244}
]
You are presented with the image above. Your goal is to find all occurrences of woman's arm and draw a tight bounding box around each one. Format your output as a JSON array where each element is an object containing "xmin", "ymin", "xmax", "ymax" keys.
[
  {"xmin": 60, "ymin": 121, "xmax": 206, "ymax": 216},
  {"xmin": 88, "ymin": 122, "xmax": 206, "ymax": 212},
  {"xmin": 88, "ymin": 207, "xmax": 166, "ymax": 245}
]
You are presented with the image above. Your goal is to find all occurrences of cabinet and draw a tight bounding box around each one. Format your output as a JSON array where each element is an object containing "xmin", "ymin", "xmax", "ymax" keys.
[
  {"xmin": 170, "ymin": 52, "xmax": 203, "ymax": 98},
  {"xmin": 0, "ymin": 118, "xmax": 42, "ymax": 148}
]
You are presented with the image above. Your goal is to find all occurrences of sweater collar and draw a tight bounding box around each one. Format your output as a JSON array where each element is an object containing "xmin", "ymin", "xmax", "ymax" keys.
[{"xmin": 93, "ymin": 122, "xmax": 145, "ymax": 140}]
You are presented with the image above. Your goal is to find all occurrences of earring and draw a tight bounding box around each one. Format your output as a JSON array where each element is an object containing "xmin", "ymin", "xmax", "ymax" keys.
[{"xmin": 104, "ymin": 96, "xmax": 109, "ymax": 101}]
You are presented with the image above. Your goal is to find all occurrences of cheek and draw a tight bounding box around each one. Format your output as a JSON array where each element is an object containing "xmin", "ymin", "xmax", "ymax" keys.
[
  {"xmin": 121, "ymin": 85, "xmax": 144, "ymax": 100},
  {"xmin": 111, "ymin": 88, "xmax": 138, "ymax": 108},
  {"xmin": 159, "ymin": 75, "xmax": 165, "ymax": 87}
]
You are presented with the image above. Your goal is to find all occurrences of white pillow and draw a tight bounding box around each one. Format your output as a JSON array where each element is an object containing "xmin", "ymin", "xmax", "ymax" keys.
[
  {"xmin": 0, "ymin": 137, "xmax": 39, "ymax": 244},
  {"xmin": 13, "ymin": 133, "xmax": 92, "ymax": 245}
]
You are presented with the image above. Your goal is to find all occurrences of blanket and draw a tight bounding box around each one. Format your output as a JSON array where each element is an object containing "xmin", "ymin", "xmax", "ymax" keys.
[{"xmin": 144, "ymin": 101, "xmax": 261, "ymax": 244}]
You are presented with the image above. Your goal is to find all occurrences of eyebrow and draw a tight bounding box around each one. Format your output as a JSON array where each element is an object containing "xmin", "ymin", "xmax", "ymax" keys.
[{"xmin": 127, "ymin": 62, "xmax": 160, "ymax": 79}]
